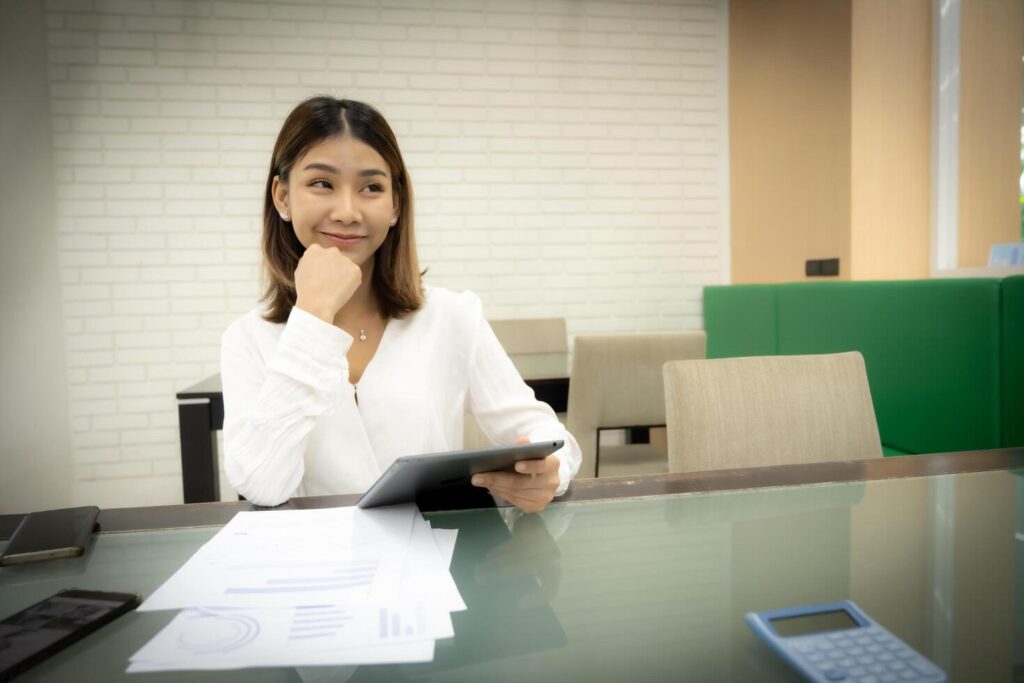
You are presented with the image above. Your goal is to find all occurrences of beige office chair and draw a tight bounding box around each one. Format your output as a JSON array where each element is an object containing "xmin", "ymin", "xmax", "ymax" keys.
[
  {"xmin": 567, "ymin": 331, "xmax": 707, "ymax": 478},
  {"xmin": 488, "ymin": 318, "xmax": 568, "ymax": 355},
  {"xmin": 663, "ymin": 351, "xmax": 882, "ymax": 473},
  {"xmin": 464, "ymin": 318, "xmax": 569, "ymax": 449}
]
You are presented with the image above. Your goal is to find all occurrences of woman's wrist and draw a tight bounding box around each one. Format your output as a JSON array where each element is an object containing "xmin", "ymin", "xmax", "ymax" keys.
[{"xmin": 295, "ymin": 299, "xmax": 336, "ymax": 324}]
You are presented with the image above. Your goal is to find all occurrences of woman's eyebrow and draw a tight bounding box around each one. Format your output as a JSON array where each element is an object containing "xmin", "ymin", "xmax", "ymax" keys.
[
  {"xmin": 301, "ymin": 162, "xmax": 338, "ymax": 173},
  {"xmin": 301, "ymin": 162, "xmax": 388, "ymax": 178}
]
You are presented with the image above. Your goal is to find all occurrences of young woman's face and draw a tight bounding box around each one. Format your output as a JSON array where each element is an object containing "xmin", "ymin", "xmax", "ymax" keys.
[{"xmin": 273, "ymin": 135, "xmax": 398, "ymax": 268}]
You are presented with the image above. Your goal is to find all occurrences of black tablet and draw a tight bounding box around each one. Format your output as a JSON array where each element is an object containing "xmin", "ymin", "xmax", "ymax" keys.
[{"xmin": 357, "ymin": 440, "xmax": 564, "ymax": 509}]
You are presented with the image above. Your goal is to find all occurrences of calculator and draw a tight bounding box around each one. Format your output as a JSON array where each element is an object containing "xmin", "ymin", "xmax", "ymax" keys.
[{"xmin": 745, "ymin": 600, "xmax": 946, "ymax": 683}]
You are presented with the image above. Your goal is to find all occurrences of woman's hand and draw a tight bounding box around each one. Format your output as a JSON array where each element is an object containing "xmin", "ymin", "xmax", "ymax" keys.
[
  {"xmin": 471, "ymin": 436, "xmax": 561, "ymax": 513},
  {"xmin": 294, "ymin": 243, "xmax": 362, "ymax": 323}
]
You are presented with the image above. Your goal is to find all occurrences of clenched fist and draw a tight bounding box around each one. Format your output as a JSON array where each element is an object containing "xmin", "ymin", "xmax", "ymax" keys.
[{"xmin": 294, "ymin": 243, "xmax": 362, "ymax": 323}]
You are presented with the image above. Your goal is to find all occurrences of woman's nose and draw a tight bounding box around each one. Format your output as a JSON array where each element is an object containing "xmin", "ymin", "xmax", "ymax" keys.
[{"xmin": 330, "ymin": 191, "xmax": 361, "ymax": 224}]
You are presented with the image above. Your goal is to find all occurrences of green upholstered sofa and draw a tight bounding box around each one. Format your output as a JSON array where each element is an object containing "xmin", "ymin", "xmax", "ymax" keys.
[{"xmin": 702, "ymin": 276, "xmax": 1024, "ymax": 456}]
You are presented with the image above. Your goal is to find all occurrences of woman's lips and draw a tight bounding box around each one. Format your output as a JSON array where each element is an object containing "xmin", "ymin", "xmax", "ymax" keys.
[{"xmin": 322, "ymin": 232, "xmax": 365, "ymax": 248}]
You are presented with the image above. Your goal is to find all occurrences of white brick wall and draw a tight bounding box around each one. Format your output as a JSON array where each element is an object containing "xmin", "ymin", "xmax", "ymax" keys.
[{"xmin": 44, "ymin": 0, "xmax": 729, "ymax": 507}]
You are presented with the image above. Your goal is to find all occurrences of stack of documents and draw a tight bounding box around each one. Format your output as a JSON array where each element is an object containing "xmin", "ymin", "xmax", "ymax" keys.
[{"xmin": 128, "ymin": 504, "xmax": 464, "ymax": 673}]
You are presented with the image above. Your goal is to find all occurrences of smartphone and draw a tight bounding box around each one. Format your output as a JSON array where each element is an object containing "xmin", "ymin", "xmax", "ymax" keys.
[
  {"xmin": 0, "ymin": 507, "xmax": 99, "ymax": 566},
  {"xmin": 0, "ymin": 588, "xmax": 140, "ymax": 681}
]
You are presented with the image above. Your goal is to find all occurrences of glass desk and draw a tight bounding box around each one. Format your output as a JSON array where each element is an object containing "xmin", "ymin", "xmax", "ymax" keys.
[{"xmin": 2, "ymin": 450, "xmax": 1022, "ymax": 682}]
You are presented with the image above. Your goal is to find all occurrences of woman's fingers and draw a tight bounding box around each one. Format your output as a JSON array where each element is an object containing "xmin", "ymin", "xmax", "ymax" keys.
[
  {"xmin": 475, "ymin": 473, "xmax": 559, "ymax": 513},
  {"xmin": 514, "ymin": 454, "xmax": 559, "ymax": 475},
  {"xmin": 470, "ymin": 445, "xmax": 560, "ymax": 513},
  {"xmin": 491, "ymin": 490, "xmax": 547, "ymax": 513},
  {"xmin": 294, "ymin": 243, "xmax": 362, "ymax": 322},
  {"xmin": 472, "ymin": 471, "xmax": 556, "ymax": 491},
  {"xmin": 486, "ymin": 481, "xmax": 550, "ymax": 502}
]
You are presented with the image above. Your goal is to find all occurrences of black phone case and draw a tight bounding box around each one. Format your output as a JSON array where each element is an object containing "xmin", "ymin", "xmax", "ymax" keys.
[
  {"xmin": 0, "ymin": 588, "xmax": 140, "ymax": 682},
  {"xmin": 0, "ymin": 507, "xmax": 99, "ymax": 566}
]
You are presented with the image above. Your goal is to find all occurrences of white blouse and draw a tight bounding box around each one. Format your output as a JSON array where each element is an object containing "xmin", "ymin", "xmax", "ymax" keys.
[{"xmin": 220, "ymin": 286, "xmax": 581, "ymax": 507}]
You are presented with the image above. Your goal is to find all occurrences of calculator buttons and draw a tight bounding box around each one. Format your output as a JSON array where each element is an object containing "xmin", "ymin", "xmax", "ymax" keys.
[
  {"xmin": 748, "ymin": 602, "xmax": 947, "ymax": 683},
  {"xmin": 804, "ymin": 651, "xmax": 950, "ymax": 683},
  {"xmin": 907, "ymin": 658, "xmax": 941, "ymax": 676}
]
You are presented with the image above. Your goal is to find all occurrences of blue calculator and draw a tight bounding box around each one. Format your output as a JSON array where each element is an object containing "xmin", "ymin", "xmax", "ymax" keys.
[{"xmin": 745, "ymin": 600, "xmax": 946, "ymax": 683}]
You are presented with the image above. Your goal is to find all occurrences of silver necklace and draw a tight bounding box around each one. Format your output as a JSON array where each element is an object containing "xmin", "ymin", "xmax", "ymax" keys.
[{"xmin": 358, "ymin": 329, "xmax": 367, "ymax": 342}]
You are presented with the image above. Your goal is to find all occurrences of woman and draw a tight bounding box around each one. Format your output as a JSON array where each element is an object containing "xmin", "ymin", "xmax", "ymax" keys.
[{"xmin": 221, "ymin": 96, "xmax": 581, "ymax": 511}]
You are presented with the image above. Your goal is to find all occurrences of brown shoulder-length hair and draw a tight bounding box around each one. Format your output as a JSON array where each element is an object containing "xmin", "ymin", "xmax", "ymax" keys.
[{"xmin": 261, "ymin": 96, "xmax": 423, "ymax": 323}]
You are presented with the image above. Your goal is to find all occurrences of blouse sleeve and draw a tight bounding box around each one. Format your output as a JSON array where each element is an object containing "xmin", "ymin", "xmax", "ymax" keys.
[
  {"xmin": 462, "ymin": 293, "xmax": 582, "ymax": 496},
  {"xmin": 221, "ymin": 307, "xmax": 355, "ymax": 506}
]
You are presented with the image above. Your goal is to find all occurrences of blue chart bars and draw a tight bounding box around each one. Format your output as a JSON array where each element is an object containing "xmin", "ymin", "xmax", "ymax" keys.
[
  {"xmin": 225, "ymin": 561, "xmax": 378, "ymax": 595},
  {"xmin": 379, "ymin": 607, "xmax": 415, "ymax": 638},
  {"xmin": 289, "ymin": 606, "xmax": 355, "ymax": 641}
]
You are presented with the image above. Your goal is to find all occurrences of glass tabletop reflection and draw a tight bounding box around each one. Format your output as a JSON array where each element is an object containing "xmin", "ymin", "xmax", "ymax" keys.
[{"xmin": 1, "ymin": 469, "xmax": 1021, "ymax": 682}]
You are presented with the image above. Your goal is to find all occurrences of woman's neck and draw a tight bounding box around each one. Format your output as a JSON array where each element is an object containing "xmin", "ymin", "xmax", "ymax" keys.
[{"xmin": 333, "ymin": 261, "xmax": 381, "ymax": 328}]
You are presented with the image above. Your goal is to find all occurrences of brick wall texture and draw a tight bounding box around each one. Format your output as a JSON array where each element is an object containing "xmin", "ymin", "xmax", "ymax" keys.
[{"xmin": 43, "ymin": 0, "xmax": 728, "ymax": 505}]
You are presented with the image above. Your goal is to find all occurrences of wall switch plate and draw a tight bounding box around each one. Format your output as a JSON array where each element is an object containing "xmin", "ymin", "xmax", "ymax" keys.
[{"xmin": 806, "ymin": 258, "xmax": 839, "ymax": 277}]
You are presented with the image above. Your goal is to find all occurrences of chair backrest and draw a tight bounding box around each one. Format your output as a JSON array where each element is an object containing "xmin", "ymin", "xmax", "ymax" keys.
[
  {"xmin": 567, "ymin": 331, "xmax": 707, "ymax": 478},
  {"xmin": 663, "ymin": 351, "xmax": 882, "ymax": 473},
  {"xmin": 488, "ymin": 318, "xmax": 568, "ymax": 355}
]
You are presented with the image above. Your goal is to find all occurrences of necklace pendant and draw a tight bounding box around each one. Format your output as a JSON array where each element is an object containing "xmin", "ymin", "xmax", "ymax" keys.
[{"xmin": 358, "ymin": 329, "xmax": 367, "ymax": 342}]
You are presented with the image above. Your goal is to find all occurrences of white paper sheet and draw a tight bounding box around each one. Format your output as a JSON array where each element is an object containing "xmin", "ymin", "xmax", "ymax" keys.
[
  {"xmin": 431, "ymin": 528, "xmax": 458, "ymax": 567},
  {"xmin": 140, "ymin": 505, "xmax": 418, "ymax": 611},
  {"xmin": 127, "ymin": 600, "xmax": 449, "ymax": 671},
  {"xmin": 128, "ymin": 507, "xmax": 464, "ymax": 673},
  {"xmin": 403, "ymin": 517, "xmax": 465, "ymax": 612},
  {"xmin": 128, "ymin": 639, "xmax": 435, "ymax": 672}
]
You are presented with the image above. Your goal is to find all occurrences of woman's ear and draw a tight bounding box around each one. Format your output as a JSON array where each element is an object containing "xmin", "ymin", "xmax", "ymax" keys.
[{"xmin": 271, "ymin": 175, "xmax": 290, "ymax": 220}]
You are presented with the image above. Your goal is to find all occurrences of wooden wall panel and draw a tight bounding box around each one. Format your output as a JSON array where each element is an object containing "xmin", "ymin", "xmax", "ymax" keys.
[
  {"xmin": 849, "ymin": 0, "xmax": 932, "ymax": 280},
  {"xmin": 958, "ymin": 0, "xmax": 1024, "ymax": 267},
  {"xmin": 730, "ymin": 0, "xmax": 853, "ymax": 283}
]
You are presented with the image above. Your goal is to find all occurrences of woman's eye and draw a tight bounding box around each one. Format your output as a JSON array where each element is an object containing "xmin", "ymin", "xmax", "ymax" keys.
[
  {"xmin": 364, "ymin": 183, "xmax": 384, "ymax": 193},
  {"xmin": 310, "ymin": 179, "xmax": 332, "ymax": 189}
]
